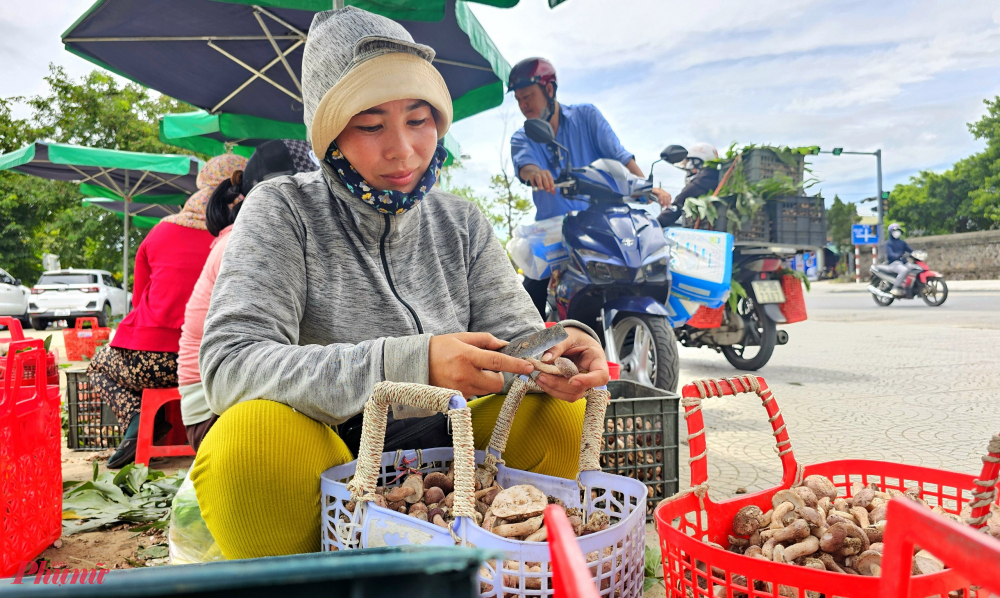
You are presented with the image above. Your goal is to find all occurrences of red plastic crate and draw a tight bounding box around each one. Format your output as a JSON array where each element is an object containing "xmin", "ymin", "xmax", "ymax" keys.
[
  {"xmin": 0, "ymin": 317, "xmax": 59, "ymax": 386},
  {"xmin": 779, "ymin": 275, "xmax": 808, "ymax": 324},
  {"xmin": 62, "ymin": 317, "xmax": 110, "ymax": 361},
  {"xmin": 655, "ymin": 375, "xmax": 1000, "ymax": 598},
  {"xmin": 687, "ymin": 305, "xmax": 724, "ymax": 329},
  {"xmin": 1, "ymin": 340, "xmax": 62, "ymax": 577}
]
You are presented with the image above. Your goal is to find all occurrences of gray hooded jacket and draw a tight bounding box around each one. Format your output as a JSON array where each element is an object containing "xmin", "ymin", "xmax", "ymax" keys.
[{"xmin": 199, "ymin": 8, "xmax": 591, "ymax": 426}]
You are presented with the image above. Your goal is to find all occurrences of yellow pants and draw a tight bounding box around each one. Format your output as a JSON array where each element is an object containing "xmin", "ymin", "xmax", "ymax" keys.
[{"xmin": 190, "ymin": 392, "xmax": 585, "ymax": 560}]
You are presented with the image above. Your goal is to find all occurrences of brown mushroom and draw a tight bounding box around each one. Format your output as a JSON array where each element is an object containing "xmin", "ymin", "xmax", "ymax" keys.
[
  {"xmin": 818, "ymin": 553, "xmax": 846, "ymax": 574},
  {"xmin": 804, "ymin": 475, "xmax": 838, "ymax": 501},
  {"xmin": 802, "ymin": 558, "xmax": 826, "ymax": 571},
  {"xmin": 912, "ymin": 551, "xmax": 944, "ymax": 575},
  {"xmin": 793, "ymin": 486, "xmax": 819, "ymax": 508},
  {"xmin": 769, "ymin": 502, "xmax": 797, "ymax": 529},
  {"xmin": 423, "ymin": 471, "xmax": 454, "ymax": 494},
  {"xmin": 582, "ymin": 511, "xmax": 610, "ymax": 535},
  {"xmin": 869, "ymin": 542, "xmax": 883, "ymax": 554},
  {"xmin": 837, "ymin": 537, "xmax": 865, "ymax": 557},
  {"xmin": 491, "ymin": 485, "xmax": 547, "ymax": 521},
  {"xmin": 525, "ymin": 525, "xmax": 548, "ymax": 542},
  {"xmin": 494, "ymin": 515, "xmax": 543, "ymax": 538},
  {"xmin": 820, "ymin": 522, "xmax": 870, "ymax": 554},
  {"xmin": 408, "ymin": 502, "xmax": 428, "ymax": 517},
  {"xmin": 772, "ymin": 489, "xmax": 806, "ymax": 511},
  {"xmin": 869, "ymin": 503, "xmax": 887, "ymax": 523},
  {"xmin": 852, "ymin": 487, "xmax": 875, "ymax": 510},
  {"xmin": 567, "ymin": 514, "xmax": 584, "ymax": 536},
  {"xmin": 554, "ymin": 357, "xmax": 579, "ymax": 377},
  {"xmin": 833, "ymin": 497, "xmax": 851, "ymax": 513},
  {"xmin": 863, "ymin": 521, "xmax": 885, "ymax": 543},
  {"xmin": 728, "ymin": 535, "xmax": 750, "ymax": 550},
  {"xmin": 385, "ymin": 485, "xmax": 414, "ymax": 503},
  {"xmin": 850, "ymin": 506, "xmax": 870, "ymax": 528},
  {"xmin": 827, "ymin": 511, "xmax": 858, "ymax": 527},
  {"xmin": 854, "ymin": 550, "xmax": 882, "ymax": 576},
  {"xmin": 762, "ymin": 519, "xmax": 810, "ymax": 544},
  {"xmin": 796, "ymin": 506, "xmax": 824, "ymax": 529},
  {"xmin": 745, "ymin": 545, "xmax": 765, "ymax": 559},
  {"xmin": 482, "ymin": 509, "xmax": 497, "ymax": 533},
  {"xmin": 758, "ymin": 509, "xmax": 774, "ymax": 527},
  {"xmin": 781, "ymin": 536, "xmax": 820, "ymax": 562},
  {"xmin": 816, "ymin": 496, "xmax": 833, "ymax": 515},
  {"xmin": 424, "ymin": 486, "xmax": 445, "ymax": 506},
  {"xmin": 429, "ymin": 507, "xmax": 448, "ymax": 529},
  {"xmin": 733, "ymin": 505, "xmax": 763, "ymax": 536},
  {"xmin": 388, "ymin": 499, "xmax": 406, "ymax": 512}
]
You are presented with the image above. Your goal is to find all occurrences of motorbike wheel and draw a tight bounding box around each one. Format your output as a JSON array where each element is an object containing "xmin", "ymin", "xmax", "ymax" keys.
[
  {"xmin": 721, "ymin": 296, "xmax": 776, "ymax": 371},
  {"xmin": 921, "ymin": 277, "xmax": 948, "ymax": 306},
  {"xmin": 612, "ymin": 314, "xmax": 680, "ymax": 392},
  {"xmin": 871, "ymin": 276, "xmax": 895, "ymax": 307}
]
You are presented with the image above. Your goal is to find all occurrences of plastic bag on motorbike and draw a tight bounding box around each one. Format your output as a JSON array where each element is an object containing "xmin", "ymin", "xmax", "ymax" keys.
[
  {"xmin": 168, "ymin": 471, "xmax": 227, "ymax": 564},
  {"xmin": 506, "ymin": 215, "xmax": 568, "ymax": 280},
  {"xmin": 664, "ymin": 227, "xmax": 733, "ymax": 306}
]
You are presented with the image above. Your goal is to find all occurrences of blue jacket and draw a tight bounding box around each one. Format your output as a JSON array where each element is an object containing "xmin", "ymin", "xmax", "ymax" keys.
[
  {"xmin": 511, "ymin": 103, "xmax": 634, "ymax": 221},
  {"xmin": 886, "ymin": 237, "xmax": 913, "ymax": 263}
]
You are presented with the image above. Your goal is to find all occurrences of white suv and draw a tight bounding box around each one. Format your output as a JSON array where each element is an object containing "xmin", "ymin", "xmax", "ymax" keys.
[
  {"xmin": 28, "ymin": 269, "xmax": 129, "ymax": 330},
  {"xmin": 0, "ymin": 268, "xmax": 30, "ymax": 325}
]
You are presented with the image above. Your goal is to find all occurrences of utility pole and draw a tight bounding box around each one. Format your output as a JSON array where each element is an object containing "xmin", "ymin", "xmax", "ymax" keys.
[{"xmin": 818, "ymin": 147, "xmax": 885, "ymax": 261}]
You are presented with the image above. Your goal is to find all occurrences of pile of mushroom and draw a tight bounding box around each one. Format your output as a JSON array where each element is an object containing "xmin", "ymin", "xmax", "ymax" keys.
[
  {"xmin": 362, "ymin": 470, "xmax": 613, "ymax": 542},
  {"xmin": 714, "ymin": 474, "xmax": 970, "ymax": 588}
]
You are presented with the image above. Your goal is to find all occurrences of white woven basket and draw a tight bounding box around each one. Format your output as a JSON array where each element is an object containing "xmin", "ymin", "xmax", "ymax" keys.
[{"xmin": 320, "ymin": 379, "xmax": 648, "ymax": 597}]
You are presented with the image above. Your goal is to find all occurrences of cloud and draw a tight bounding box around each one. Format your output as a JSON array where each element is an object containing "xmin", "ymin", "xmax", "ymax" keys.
[{"xmin": 451, "ymin": 0, "xmax": 1000, "ymax": 209}]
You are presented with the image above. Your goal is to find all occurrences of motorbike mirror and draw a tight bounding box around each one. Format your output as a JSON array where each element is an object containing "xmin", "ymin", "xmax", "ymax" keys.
[
  {"xmin": 660, "ymin": 145, "xmax": 688, "ymax": 164},
  {"xmin": 524, "ymin": 119, "xmax": 556, "ymax": 144}
]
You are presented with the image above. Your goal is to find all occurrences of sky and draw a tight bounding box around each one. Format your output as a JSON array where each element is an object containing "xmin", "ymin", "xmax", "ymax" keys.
[{"xmin": 3, "ymin": 0, "xmax": 999, "ymax": 218}]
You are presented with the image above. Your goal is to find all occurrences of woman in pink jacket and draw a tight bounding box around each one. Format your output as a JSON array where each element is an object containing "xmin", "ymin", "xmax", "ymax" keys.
[{"xmin": 177, "ymin": 140, "xmax": 318, "ymax": 450}]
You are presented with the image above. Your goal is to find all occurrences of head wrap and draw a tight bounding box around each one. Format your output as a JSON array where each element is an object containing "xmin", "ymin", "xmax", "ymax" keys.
[{"xmin": 162, "ymin": 153, "xmax": 248, "ymax": 231}]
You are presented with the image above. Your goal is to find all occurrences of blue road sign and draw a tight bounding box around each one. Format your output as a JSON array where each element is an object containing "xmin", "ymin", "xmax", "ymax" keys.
[{"xmin": 851, "ymin": 224, "xmax": 878, "ymax": 245}]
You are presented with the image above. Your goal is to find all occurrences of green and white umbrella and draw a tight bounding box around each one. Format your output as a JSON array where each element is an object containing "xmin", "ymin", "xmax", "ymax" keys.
[
  {"xmin": 159, "ymin": 109, "xmax": 465, "ymax": 165},
  {"xmin": 0, "ymin": 142, "xmax": 202, "ymax": 298}
]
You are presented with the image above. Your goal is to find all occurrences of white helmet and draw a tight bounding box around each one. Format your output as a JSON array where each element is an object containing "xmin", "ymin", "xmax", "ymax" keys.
[{"xmin": 682, "ymin": 142, "xmax": 718, "ymax": 168}]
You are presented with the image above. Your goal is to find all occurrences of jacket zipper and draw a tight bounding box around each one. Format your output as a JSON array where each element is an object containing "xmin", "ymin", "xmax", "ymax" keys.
[{"xmin": 380, "ymin": 214, "xmax": 423, "ymax": 334}]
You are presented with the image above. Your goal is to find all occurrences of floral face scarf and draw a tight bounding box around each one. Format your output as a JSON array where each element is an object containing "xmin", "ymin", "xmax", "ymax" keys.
[{"xmin": 325, "ymin": 142, "xmax": 446, "ymax": 215}]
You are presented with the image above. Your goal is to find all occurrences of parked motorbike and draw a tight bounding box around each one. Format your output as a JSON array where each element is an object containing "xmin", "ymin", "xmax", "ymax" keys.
[
  {"xmin": 868, "ymin": 250, "xmax": 948, "ymax": 307},
  {"xmin": 522, "ymin": 118, "xmax": 681, "ymax": 392},
  {"xmin": 659, "ymin": 144, "xmax": 801, "ymax": 371}
]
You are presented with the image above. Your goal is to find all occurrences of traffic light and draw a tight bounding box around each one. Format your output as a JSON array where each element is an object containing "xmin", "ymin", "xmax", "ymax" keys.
[
  {"xmin": 881, "ymin": 191, "xmax": 890, "ymax": 199},
  {"xmin": 832, "ymin": 147, "xmax": 843, "ymax": 155},
  {"xmin": 880, "ymin": 192, "xmax": 889, "ymax": 215}
]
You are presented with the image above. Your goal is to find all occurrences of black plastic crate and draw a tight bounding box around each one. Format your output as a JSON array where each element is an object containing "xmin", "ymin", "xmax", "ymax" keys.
[
  {"xmin": 599, "ymin": 380, "xmax": 679, "ymax": 521},
  {"xmin": 3, "ymin": 546, "xmax": 495, "ymax": 597},
  {"xmin": 66, "ymin": 368, "xmax": 123, "ymax": 450},
  {"xmin": 718, "ymin": 148, "xmax": 805, "ymax": 186},
  {"xmin": 770, "ymin": 196, "xmax": 826, "ymax": 246}
]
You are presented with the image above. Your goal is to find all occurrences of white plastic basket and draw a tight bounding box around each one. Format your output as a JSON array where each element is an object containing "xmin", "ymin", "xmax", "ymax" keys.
[{"xmin": 320, "ymin": 379, "xmax": 648, "ymax": 597}]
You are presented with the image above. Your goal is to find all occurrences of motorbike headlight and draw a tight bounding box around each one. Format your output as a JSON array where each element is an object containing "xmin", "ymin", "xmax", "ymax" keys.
[
  {"xmin": 577, "ymin": 248, "xmax": 611, "ymax": 261},
  {"xmin": 640, "ymin": 247, "xmax": 671, "ymax": 280},
  {"xmin": 586, "ymin": 260, "xmax": 614, "ymax": 282}
]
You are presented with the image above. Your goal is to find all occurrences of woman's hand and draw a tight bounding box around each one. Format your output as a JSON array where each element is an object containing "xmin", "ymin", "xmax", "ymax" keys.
[
  {"xmin": 428, "ymin": 332, "xmax": 534, "ymax": 398},
  {"xmin": 533, "ymin": 327, "xmax": 610, "ymax": 402}
]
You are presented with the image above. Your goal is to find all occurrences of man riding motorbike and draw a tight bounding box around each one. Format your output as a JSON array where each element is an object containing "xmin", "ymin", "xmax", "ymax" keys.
[
  {"xmin": 508, "ymin": 57, "xmax": 670, "ymax": 316},
  {"xmin": 656, "ymin": 142, "xmax": 719, "ymax": 227},
  {"xmin": 885, "ymin": 223, "xmax": 915, "ymax": 296}
]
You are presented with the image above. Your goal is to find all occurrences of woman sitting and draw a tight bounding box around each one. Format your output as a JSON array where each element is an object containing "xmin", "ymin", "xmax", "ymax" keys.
[
  {"xmin": 191, "ymin": 6, "xmax": 608, "ymax": 560},
  {"xmin": 177, "ymin": 140, "xmax": 319, "ymax": 451}
]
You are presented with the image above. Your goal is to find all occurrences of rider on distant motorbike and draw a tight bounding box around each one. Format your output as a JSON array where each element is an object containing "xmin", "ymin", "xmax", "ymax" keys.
[
  {"xmin": 656, "ymin": 142, "xmax": 720, "ymax": 227},
  {"xmin": 508, "ymin": 57, "xmax": 670, "ymax": 316},
  {"xmin": 885, "ymin": 223, "xmax": 915, "ymax": 296}
]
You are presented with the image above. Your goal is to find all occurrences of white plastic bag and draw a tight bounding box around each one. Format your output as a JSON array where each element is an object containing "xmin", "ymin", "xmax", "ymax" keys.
[
  {"xmin": 168, "ymin": 471, "xmax": 226, "ymax": 564},
  {"xmin": 506, "ymin": 216, "xmax": 568, "ymax": 280}
]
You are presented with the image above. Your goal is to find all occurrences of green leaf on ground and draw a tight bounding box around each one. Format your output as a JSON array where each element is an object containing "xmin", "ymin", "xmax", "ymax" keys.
[{"xmin": 136, "ymin": 544, "xmax": 168, "ymax": 560}]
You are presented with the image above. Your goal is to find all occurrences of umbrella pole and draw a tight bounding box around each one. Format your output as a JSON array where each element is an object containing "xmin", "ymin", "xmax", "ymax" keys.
[{"xmin": 123, "ymin": 195, "xmax": 130, "ymax": 314}]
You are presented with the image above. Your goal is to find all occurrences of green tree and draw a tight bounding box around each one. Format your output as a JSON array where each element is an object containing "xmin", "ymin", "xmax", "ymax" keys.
[
  {"xmin": 826, "ymin": 195, "xmax": 860, "ymax": 249},
  {"xmin": 886, "ymin": 95, "xmax": 1000, "ymax": 233},
  {"xmin": 440, "ymin": 162, "xmax": 533, "ymax": 245},
  {"xmin": 0, "ymin": 65, "xmax": 196, "ymax": 284}
]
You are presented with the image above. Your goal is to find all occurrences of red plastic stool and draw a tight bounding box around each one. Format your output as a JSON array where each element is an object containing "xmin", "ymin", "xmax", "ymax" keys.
[{"xmin": 135, "ymin": 388, "xmax": 195, "ymax": 466}]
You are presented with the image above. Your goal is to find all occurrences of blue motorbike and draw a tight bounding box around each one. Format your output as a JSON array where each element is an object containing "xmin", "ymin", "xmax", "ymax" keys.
[{"xmin": 522, "ymin": 119, "xmax": 683, "ymax": 392}]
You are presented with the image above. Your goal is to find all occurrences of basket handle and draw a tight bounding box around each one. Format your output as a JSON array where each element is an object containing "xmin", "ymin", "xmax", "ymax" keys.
[
  {"xmin": 346, "ymin": 381, "xmax": 477, "ymax": 521},
  {"xmin": 481, "ymin": 376, "xmax": 611, "ymax": 476},
  {"xmin": 1, "ymin": 339, "xmax": 47, "ymax": 417},
  {"xmin": 966, "ymin": 433, "xmax": 1000, "ymax": 529},
  {"xmin": 682, "ymin": 375, "xmax": 800, "ymax": 488},
  {"xmin": 75, "ymin": 317, "xmax": 100, "ymax": 330}
]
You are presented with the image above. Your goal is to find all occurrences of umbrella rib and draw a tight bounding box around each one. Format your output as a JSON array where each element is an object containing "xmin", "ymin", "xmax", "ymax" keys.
[
  {"xmin": 133, "ymin": 172, "xmax": 190, "ymax": 196},
  {"xmin": 253, "ymin": 8, "xmax": 302, "ymax": 95},
  {"xmin": 254, "ymin": 6, "xmax": 308, "ymax": 40},
  {"xmin": 208, "ymin": 39, "xmax": 304, "ymax": 112},
  {"xmin": 63, "ymin": 35, "xmax": 300, "ymax": 42},
  {"xmin": 127, "ymin": 170, "xmax": 150, "ymax": 198},
  {"xmin": 433, "ymin": 58, "xmax": 495, "ymax": 73},
  {"xmin": 67, "ymin": 164, "xmax": 126, "ymax": 197}
]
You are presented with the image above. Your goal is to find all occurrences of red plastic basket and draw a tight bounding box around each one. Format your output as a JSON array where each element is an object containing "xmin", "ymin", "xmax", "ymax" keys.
[
  {"xmin": 688, "ymin": 305, "xmax": 724, "ymax": 329},
  {"xmin": 779, "ymin": 275, "xmax": 808, "ymax": 324},
  {"xmin": 62, "ymin": 317, "xmax": 110, "ymax": 361},
  {"xmin": 0, "ymin": 340, "xmax": 62, "ymax": 577},
  {"xmin": 879, "ymin": 496, "xmax": 1000, "ymax": 597},
  {"xmin": 654, "ymin": 375, "xmax": 1000, "ymax": 598},
  {"xmin": 0, "ymin": 317, "xmax": 59, "ymax": 386}
]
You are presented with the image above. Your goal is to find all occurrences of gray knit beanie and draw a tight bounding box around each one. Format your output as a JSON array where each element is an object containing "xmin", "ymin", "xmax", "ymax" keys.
[{"xmin": 302, "ymin": 7, "xmax": 453, "ymax": 158}]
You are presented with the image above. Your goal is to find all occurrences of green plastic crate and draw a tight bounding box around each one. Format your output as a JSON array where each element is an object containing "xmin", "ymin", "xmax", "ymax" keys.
[{"xmin": 3, "ymin": 546, "xmax": 496, "ymax": 597}]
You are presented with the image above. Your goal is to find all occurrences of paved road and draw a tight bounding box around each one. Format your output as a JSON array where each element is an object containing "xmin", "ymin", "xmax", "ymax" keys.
[{"xmin": 673, "ymin": 282, "xmax": 1000, "ymax": 501}]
